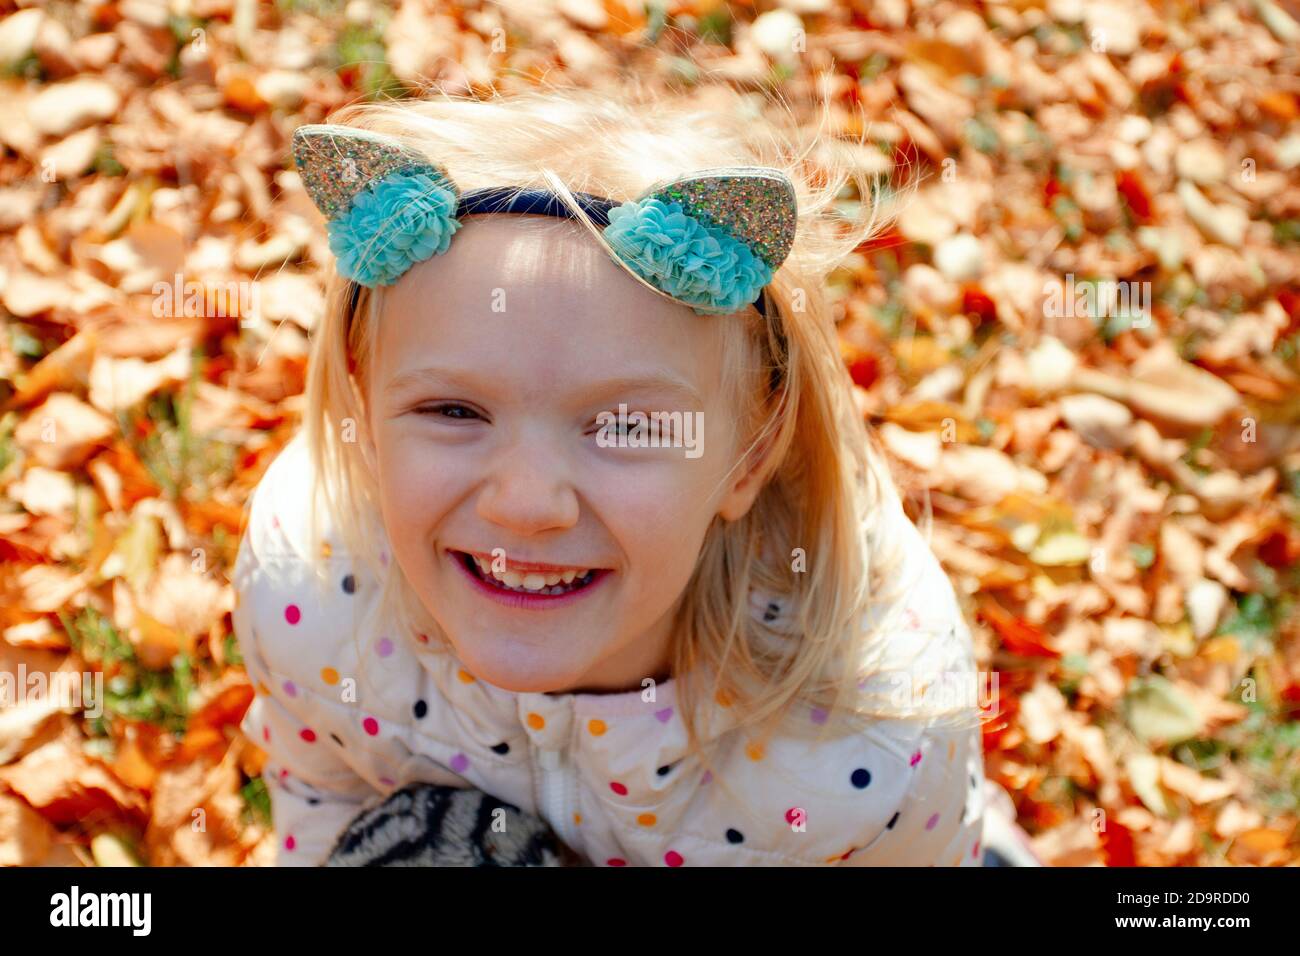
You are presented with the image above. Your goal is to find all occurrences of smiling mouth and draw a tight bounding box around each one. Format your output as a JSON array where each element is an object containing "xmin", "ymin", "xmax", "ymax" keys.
[{"xmin": 452, "ymin": 551, "xmax": 604, "ymax": 597}]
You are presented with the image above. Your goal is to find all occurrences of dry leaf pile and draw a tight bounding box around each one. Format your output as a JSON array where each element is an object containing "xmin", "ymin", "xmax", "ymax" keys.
[{"xmin": 0, "ymin": 0, "xmax": 1296, "ymax": 866}]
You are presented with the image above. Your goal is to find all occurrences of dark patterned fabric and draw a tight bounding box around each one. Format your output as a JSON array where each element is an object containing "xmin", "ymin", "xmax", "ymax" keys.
[{"xmin": 325, "ymin": 784, "xmax": 586, "ymax": 867}]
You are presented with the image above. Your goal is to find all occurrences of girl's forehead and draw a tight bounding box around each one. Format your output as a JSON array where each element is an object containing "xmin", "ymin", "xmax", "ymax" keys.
[
  {"xmin": 371, "ymin": 217, "xmax": 729, "ymax": 392},
  {"xmin": 396, "ymin": 216, "xmax": 645, "ymax": 303}
]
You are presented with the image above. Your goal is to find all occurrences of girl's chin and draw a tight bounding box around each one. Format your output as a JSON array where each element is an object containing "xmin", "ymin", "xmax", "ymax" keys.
[{"xmin": 450, "ymin": 651, "xmax": 592, "ymax": 695}]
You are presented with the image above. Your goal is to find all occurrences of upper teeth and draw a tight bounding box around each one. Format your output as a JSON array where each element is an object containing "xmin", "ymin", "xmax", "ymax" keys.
[{"xmin": 472, "ymin": 556, "xmax": 589, "ymax": 590}]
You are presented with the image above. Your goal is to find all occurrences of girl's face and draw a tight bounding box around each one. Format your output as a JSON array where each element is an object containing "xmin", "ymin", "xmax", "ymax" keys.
[{"xmin": 366, "ymin": 217, "xmax": 767, "ymax": 695}]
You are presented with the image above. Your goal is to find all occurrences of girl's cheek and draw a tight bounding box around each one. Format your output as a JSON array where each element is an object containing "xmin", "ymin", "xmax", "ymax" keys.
[
  {"xmin": 592, "ymin": 463, "xmax": 718, "ymax": 567},
  {"xmin": 374, "ymin": 427, "xmax": 467, "ymax": 516}
]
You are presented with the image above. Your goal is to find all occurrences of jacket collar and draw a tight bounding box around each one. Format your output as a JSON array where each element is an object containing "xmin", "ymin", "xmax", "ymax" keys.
[{"xmin": 414, "ymin": 639, "xmax": 745, "ymax": 770}]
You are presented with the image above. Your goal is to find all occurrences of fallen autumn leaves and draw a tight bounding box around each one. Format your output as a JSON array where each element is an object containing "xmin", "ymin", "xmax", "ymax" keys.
[{"xmin": 1, "ymin": 0, "xmax": 1298, "ymax": 866}]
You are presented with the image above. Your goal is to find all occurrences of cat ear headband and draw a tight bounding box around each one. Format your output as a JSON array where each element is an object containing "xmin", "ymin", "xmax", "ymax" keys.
[{"xmin": 291, "ymin": 124, "xmax": 797, "ymax": 316}]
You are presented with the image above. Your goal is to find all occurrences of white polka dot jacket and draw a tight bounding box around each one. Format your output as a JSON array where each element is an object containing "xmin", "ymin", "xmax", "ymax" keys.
[{"xmin": 233, "ymin": 435, "xmax": 987, "ymax": 866}]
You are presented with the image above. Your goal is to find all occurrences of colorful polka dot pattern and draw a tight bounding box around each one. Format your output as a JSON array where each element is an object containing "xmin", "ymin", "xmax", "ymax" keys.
[
  {"xmin": 240, "ymin": 484, "xmax": 985, "ymax": 868},
  {"xmin": 250, "ymin": 613, "xmax": 972, "ymax": 867}
]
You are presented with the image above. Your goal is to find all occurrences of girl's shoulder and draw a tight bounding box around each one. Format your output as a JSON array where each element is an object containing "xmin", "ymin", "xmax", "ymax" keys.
[
  {"xmin": 756, "ymin": 496, "xmax": 975, "ymax": 678},
  {"xmin": 869, "ymin": 498, "xmax": 975, "ymax": 668},
  {"xmin": 232, "ymin": 432, "xmax": 372, "ymax": 690},
  {"xmin": 719, "ymin": 501, "xmax": 984, "ymax": 865},
  {"xmin": 240, "ymin": 432, "xmax": 336, "ymax": 565}
]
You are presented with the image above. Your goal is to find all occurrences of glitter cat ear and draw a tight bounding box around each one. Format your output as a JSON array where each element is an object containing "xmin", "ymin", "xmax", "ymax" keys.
[
  {"xmin": 644, "ymin": 167, "xmax": 798, "ymax": 273},
  {"xmin": 601, "ymin": 167, "xmax": 797, "ymax": 315},
  {"xmin": 292, "ymin": 124, "xmax": 462, "ymax": 288}
]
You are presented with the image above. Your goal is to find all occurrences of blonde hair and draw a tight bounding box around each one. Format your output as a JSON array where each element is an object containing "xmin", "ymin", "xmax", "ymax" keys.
[{"xmin": 301, "ymin": 85, "xmax": 973, "ymax": 802}]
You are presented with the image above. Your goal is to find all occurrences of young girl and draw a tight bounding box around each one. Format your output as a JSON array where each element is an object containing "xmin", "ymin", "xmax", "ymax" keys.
[{"xmin": 232, "ymin": 86, "xmax": 989, "ymax": 867}]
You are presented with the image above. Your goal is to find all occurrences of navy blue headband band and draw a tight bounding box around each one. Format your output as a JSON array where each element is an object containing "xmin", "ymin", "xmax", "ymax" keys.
[{"xmin": 457, "ymin": 187, "xmax": 616, "ymax": 229}]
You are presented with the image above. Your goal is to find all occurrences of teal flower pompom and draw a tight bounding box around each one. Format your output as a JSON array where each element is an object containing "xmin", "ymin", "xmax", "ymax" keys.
[
  {"xmin": 327, "ymin": 171, "xmax": 460, "ymax": 287},
  {"xmin": 602, "ymin": 198, "xmax": 773, "ymax": 314}
]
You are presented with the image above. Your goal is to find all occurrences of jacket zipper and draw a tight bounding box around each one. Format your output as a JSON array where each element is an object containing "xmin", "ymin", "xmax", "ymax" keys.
[{"xmin": 537, "ymin": 746, "xmax": 576, "ymax": 848}]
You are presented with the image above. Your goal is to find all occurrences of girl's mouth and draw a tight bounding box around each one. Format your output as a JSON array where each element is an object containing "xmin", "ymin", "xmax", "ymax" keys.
[{"xmin": 449, "ymin": 550, "xmax": 609, "ymax": 606}]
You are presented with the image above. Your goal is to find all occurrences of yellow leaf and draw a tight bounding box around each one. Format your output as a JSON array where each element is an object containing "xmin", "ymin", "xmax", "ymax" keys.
[
  {"xmin": 131, "ymin": 610, "xmax": 189, "ymax": 671},
  {"xmin": 111, "ymin": 512, "xmax": 162, "ymax": 594},
  {"xmin": 1160, "ymin": 620, "xmax": 1197, "ymax": 658},
  {"xmin": 1030, "ymin": 531, "xmax": 1092, "ymax": 566},
  {"xmin": 91, "ymin": 833, "xmax": 142, "ymax": 867},
  {"xmin": 1124, "ymin": 753, "xmax": 1174, "ymax": 817},
  {"xmin": 1200, "ymin": 636, "xmax": 1241, "ymax": 664}
]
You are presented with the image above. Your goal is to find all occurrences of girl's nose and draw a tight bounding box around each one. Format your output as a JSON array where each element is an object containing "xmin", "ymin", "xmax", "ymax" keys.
[{"xmin": 475, "ymin": 441, "xmax": 580, "ymax": 536}]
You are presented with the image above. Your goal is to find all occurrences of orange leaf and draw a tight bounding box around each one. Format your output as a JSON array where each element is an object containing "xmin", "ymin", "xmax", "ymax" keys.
[
  {"xmin": 0, "ymin": 736, "xmax": 145, "ymax": 826},
  {"xmin": 1257, "ymin": 91, "xmax": 1298, "ymax": 121},
  {"xmin": 0, "ymin": 537, "xmax": 47, "ymax": 563},
  {"xmin": 176, "ymin": 727, "xmax": 226, "ymax": 763},
  {"xmin": 179, "ymin": 679, "xmax": 254, "ymax": 762},
  {"xmin": 1100, "ymin": 818, "xmax": 1136, "ymax": 867},
  {"xmin": 131, "ymin": 611, "xmax": 190, "ymax": 671},
  {"xmin": 112, "ymin": 736, "xmax": 160, "ymax": 791},
  {"xmin": 182, "ymin": 498, "xmax": 247, "ymax": 538},
  {"xmin": 977, "ymin": 598, "xmax": 1060, "ymax": 659},
  {"xmin": 1236, "ymin": 828, "xmax": 1289, "ymax": 852},
  {"xmin": 981, "ymin": 690, "xmax": 1020, "ymax": 751},
  {"xmin": 101, "ymin": 441, "xmax": 162, "ymax": 506}
]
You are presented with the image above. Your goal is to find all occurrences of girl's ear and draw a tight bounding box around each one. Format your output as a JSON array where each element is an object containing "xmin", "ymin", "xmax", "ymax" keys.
[{"xmin": 716, "ymin": 426, "xmax": 780, "ymax": 522}]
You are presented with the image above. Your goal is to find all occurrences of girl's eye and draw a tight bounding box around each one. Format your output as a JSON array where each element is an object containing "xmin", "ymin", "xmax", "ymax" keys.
[
  {"xmin": 417, "ymin": 403, "xmax": 482, "ymax": 422},
  {"xmin": 588, "ymin": 412, "xmax": 666, "ymax": 440}
]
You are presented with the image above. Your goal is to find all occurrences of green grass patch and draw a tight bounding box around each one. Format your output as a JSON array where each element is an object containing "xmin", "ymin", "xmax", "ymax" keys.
[
  {"xmin": 59, "ymin": 607, "xmax": 194, "ymax": 737},
  {"xmin": 240, "ymin": 775, "xmax": 272, "ymax": 828},
  {"xmin": 118, "ymin": 354, "xmax": 237, "ymax": 503}
]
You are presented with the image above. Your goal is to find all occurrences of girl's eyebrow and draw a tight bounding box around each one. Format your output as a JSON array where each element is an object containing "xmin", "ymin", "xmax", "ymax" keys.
[
  {"xmin": 384, "ymin": 367, "xmax": 703, "ymax": 406},
  {"xmin": 585, "ymin": 373, "xmax": 703, "ymax": 406},
  {"xmin": 384, "ymin": 367, "xmax": 487, "ymax": 397}
]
